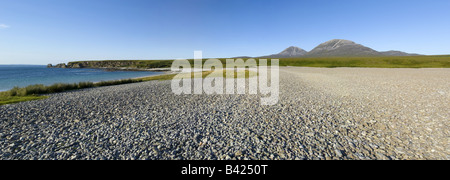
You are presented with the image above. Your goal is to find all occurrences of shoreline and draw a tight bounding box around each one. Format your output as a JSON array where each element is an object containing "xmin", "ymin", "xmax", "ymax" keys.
[{"xmin": 0, "ymin": 67, "xmax": 170, "ymax": 92}]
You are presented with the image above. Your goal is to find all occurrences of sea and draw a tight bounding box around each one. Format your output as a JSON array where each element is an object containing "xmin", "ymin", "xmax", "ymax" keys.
[{"xmin": 0, "ymin": 65, "xmax": 163, "ymax": 91}]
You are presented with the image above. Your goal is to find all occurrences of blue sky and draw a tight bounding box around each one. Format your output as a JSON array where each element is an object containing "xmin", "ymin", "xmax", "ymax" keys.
[{"xmin": 0, "ymin": 0, "xmax": 449, "ymax": 64}]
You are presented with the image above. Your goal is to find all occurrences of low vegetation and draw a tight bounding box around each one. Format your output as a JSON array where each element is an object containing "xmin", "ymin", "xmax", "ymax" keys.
[
  {"xmin": 69, "ymin": 55, "xmax": 450, "ymax": 69},
  {"xmin": 0, "ymin": 79, "xmax": 142, "ymax": 105},
  {"xmin": 68, "ymin": 60, "xmax": 174, "ymax": 69},
  {"xmin": 209, "ymin": 56, "xmax": 450, "ymax": 68},
  {"xmin": 0, "ymin": 95, "xmax": 48, "ymax": 106},
  {"xmin": 275, "ymin": 56, "xmax": 450, "ymax": 68}
]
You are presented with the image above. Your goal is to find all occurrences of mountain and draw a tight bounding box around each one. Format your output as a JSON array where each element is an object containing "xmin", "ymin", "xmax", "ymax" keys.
[
  {"xmin": 305, "ymin": 39, "xmax": 382, "ymax": 57},
  {"xmin": 236, "ymin": 39, "xmax": 422, "ymax": 58},
  {"xmin": 277, "ymin": 46, "xmax": 308, "ymax": 57},
  {"xmin": 379, "ymin": 50, "xmax": 422, "ymax": 56},
  {"xmin": 232, "ymin": 56, "xmax": 253, "ymax": 59},
  {"xmin": 263, "ymin": 46, "xmax": 308, "ymax": 58}
]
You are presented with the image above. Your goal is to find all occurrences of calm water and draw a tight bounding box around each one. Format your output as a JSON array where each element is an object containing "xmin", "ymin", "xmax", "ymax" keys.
[{"xmin": 0, "ymin": 65, "xmax": 162, "ymax": 91}]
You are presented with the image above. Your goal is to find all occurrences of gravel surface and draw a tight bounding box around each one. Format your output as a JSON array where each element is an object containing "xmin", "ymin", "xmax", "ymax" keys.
[{"xmin": 0, "ymin": 67, "xmax": 448, "ymax": 160}]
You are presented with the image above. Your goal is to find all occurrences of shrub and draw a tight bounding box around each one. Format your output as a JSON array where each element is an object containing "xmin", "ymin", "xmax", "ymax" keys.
[
  {"xmin": 99, "ymin": 79, "xmax": 142, "ymax": 87},
  {"xmin": 78, "ymin": 82, "xmax": 94, "ymax": 89},
  {"xmin": 24, "ymin": 84, "xmax": 47, "ymax": 95},
  {"xmin": 8, "ymin": 87, "xmax": 20, "ymax": 96},
  {"xmin": 50, "ymin": 83, "xmax": 79, "ymax": 93}
]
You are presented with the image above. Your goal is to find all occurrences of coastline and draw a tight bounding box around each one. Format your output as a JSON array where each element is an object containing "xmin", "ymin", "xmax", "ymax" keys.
[{"xmin": 0, "ymin": 66, "xmax": 169, "ymax": 92}]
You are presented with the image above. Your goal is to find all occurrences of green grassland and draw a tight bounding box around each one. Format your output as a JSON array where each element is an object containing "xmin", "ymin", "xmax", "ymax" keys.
[
  {"xmin": 212, "ymin": 56, "xmax": 450, "ymax": 68},
  {"xmin": 275, "ymin": 56, "xmax": 450, "ymax": 68},
  {"xmin": 89, "ymin": 55, "xmax": 450, "ymax": 69},
  {"xmin": 0, "ymin": 95, "xmax": 49, "ymax": 106}
]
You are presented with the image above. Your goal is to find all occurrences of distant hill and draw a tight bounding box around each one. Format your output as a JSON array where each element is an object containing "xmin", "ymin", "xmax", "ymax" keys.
[
  {"xmin": 253, "ymin": 39, "xmax": 421, "ymax": 58},
  {"xmin": 379, "ymin": 50, "xmax": 422, "ymax": 56},
  {"xmin": 305, "ymin": 39, "xmax": 382, "ymax": 57},
  {"xmin": 231, "ymin": 56, "xmax": 253, "ymax": 59},
  {"xmin": 262, "ymin": 46, "xmax": 308, "ymax": 58}
]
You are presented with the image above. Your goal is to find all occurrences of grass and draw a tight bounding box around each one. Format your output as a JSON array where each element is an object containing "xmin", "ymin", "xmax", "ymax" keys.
[
  {"xmin": 198, "ymin": 56, "xmax": 450, "ymax": 68},
  {"xmin": 70, "ymin": 55, "xmax": 450, "ymax": 69},
  {"xmin": 275, "ymin": 56, "xmax": 450, "ymax": 68},
  {"xmin": 0, "ymin": 95, "xmax": 48, "ymax": 106}
]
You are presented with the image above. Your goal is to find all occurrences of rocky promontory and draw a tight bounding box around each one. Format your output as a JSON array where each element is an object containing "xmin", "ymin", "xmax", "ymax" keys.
[
  {"xmin": 47, "ymin": 63, "xmax": 67, "ymax": 68},
  {"xmin": 47, "ymin": 60, "xmax": 174, "ymax": 70}
]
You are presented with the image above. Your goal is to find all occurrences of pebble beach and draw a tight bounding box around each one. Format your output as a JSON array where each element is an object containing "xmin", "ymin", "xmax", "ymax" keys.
[{"xmin": 0, "ymin": 67, "xmax": 448, "ymax": 160}]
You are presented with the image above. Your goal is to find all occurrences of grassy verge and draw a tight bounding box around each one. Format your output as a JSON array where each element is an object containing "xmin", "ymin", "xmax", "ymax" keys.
[{"xmin": 0, "ymin": 95, "xmax": 49, "ymax": 106}]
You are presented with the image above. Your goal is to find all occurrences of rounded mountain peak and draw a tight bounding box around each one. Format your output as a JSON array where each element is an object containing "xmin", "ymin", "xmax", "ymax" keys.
[
  {"xmin": 320, "ymin": 39, "xmax": 356, "ymax": 47},
  {"xmin": 311, "ymin": 39, "xmax": 358, "ymax": 52},
  {"xmin": 307, "ymin": 39, "xmax": 381, "ymax": 57},
  {"xmin": 279, "ymin": 46, "xmax": 307, "ymax": 57},
  {"xmin": 282, "ymin": 46, "xmax": 306, "ymax": 53}
]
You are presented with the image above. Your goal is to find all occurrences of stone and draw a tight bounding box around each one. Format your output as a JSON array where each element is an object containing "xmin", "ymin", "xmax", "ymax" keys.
[{"xmin": 335, "ymin": 149, "xmax": 343, "ymax": 157}]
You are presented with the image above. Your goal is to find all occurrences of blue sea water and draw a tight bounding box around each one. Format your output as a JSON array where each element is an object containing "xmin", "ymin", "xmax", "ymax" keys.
[{"xmin": 0, "ymin": 65, "xmax": 163, "ymax": 91}]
